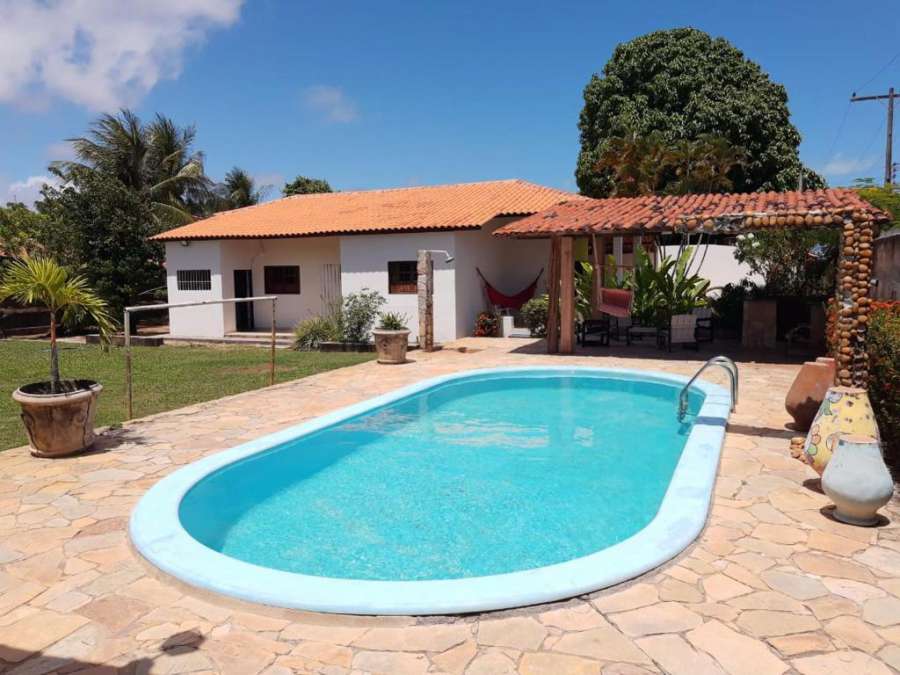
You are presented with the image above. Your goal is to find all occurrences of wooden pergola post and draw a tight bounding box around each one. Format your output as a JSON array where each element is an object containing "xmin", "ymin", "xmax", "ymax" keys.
[
  {"xmin": 417, "ymin": 250, "xmax": 434, "ymax": 352},
  {"xmin": 546, "ymin": 237, "xmax": 561, "ymax": 353},
  {"xmin": 559, "ymin": 237, "xmax": 575, "ymax": 354}
]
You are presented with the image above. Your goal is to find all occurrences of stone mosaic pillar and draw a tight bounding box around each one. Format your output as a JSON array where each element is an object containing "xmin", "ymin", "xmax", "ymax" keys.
[
  {"xmin": 417, "ymin": 250, "xmax": 434, "ymax": 352},
  {"xmin": 835, "ymin": 215, "xmax": 877, "ymax": 387}
]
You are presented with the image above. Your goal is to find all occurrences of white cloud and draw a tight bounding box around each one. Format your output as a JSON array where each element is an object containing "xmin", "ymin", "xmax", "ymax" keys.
[
  {"xmin": 302, "ymin": 85, "xmax": 359, "ymax": 123},
  {"xmin": 3, "ymin": 174, "xmax": 62, "ymax": 207},
  {"xmin": 820, "ymin": 154, "xmax": 877, "ymax": 177},
  {"xmin": 0, "ymin": 0, "xmax": 244, "ymax": 111}
]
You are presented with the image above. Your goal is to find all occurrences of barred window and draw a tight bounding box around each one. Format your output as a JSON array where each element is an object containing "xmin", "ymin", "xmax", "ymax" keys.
[
  {"xmin": 388, "ymin": 261, "xmax": 417, "ymax": 294},
  {"xmin": 264, "ymin": 266, "xmax": 300, "ymax": 294},
  {"xmin": 176, "ymin": 269, "xmax": 211, "ymax": 291}
]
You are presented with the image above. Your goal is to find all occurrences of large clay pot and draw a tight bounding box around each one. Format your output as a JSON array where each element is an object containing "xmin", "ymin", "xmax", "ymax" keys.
[
  {"xmin": 372, "ymin": 329, "xmax": 410, "ymax": 364},
  {"xmin": 822, "ymin": 434, "xmax": 893, "ymax": 526},
  {"xmin": 803, "ymin": 386, "xmax": 880, "ymax": 475},
  {"xmin": 12, "ymin": 380, "xmax": 103, "ymax": 458},
  {"xmin": 785, "ymin": 358, "xmax": 836, "ymax": 431}
]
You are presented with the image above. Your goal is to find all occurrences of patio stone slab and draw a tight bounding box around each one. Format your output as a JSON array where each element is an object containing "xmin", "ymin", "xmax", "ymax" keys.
[{"xmin": 0, "ymin": 339, "xmax": 897, "ymax": 675}]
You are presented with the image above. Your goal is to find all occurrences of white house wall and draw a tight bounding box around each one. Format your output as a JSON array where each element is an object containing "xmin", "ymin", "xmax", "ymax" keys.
[
  {"xmin": 453, "ymin": 220, "xmax": 549, "ymax": 337},
  {"xmin": 660, "ymin": 244, "xmax": 762, "ymax": 292},
  {"xmin": 339, "ymin": 232, "xmax": 456, "ymax": 343},
  {"xmin": 164, "ymin": 240, "xmax": 226, "ymax": 337},
  {"xmin": 218, "ymin": 238, "xmax": 341, "ymax": 331}
]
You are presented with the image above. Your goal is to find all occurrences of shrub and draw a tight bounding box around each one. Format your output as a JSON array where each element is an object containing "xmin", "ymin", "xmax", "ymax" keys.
[
  {"xmin": 521, "ymin": 295, "xmax": 549, "ymax": 337},
  {"xmin": 378, "ymin": 312, "xmax": 408, "ymax": 330},
  {"xmin": 293, "ymin": 315, "xmax": 341, "ymax": 350},
  {"xmin": 474, "ymin": 312, "xmax": 499, "ymax": 337},
  {"xmin": 342, "ymin": 289, "xmax": 385, "ymax": 343},
  {"xmin": 868, "ymin": 301, "xmax": 900, "ymax": 477}
]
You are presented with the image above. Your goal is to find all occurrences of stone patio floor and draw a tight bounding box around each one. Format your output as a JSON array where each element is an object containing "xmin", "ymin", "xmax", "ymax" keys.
[{"xmin": 1, "ymin": 338, "xmax": 899, "ymax": 675}]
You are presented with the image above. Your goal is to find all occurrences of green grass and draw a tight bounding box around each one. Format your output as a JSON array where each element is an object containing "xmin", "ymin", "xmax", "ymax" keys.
[{"xmin": 0, "ymin": 340, "xmax": 374, "ymax": 452}]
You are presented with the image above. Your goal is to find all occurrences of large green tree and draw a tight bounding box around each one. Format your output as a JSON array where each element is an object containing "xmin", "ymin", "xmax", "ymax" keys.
[
  {"xmin": 51, "ymin": 109, "xmax": 211, "ymax": 226},
  {"xmin": 0, "ymin": 202, "xmax": 48, "ymax": 257},
  {"xmin": 283, "ymin": 175, "xmax": 332, "ymax": 197},
  {"xmin": 36, "ymin": 173, "xmax": 164, "ymax": 318},
  {"xmin": 576, "ymin": 28, "xmax": 823, "ymax": 197}
]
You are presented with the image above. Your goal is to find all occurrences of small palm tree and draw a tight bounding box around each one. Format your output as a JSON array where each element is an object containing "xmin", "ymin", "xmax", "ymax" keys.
[
  {"xmin": 218, "ymin": 167, "xmax": 270, "ymax": 210},
  {"xmin": 0, "ymin": 258, "xmax": 115, "ymax": 393}
]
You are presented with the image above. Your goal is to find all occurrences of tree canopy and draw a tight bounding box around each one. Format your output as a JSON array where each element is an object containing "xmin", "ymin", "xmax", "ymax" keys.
[
  {"xmin": 0, "ymin": 202, "xmax": 48, "ymax": 257},
  {"xmin": 217, "ymin": 167, "xmax": 270, "ymax": 210},
  {"xmin": 283, "ymin": 175, "xmax": 332, "ymax": 196},
  {"xmin": 576, "ymin": 28, "xmax": 823, "ymax": 197}
]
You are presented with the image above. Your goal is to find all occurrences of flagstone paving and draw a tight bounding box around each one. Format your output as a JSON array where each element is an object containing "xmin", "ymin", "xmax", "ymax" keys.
[{"xmin": 1, "ymin": 338, "xmax": 898, "ymax": 674}]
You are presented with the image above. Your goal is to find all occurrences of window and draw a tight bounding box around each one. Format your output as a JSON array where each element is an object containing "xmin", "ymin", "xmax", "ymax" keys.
[
  {"xmin": 264, "ymin": 265, "xmax": 300, "ymax": 294},
  {"xmin": 176, "ymin": 269, "xmax": 211, "ymax": 291},
  {"xmin": 388, "ymin": 261, "xmax": 417, "ymax": 294}
]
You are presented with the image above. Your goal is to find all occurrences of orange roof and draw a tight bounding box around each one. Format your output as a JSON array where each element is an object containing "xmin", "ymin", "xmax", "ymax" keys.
[
  {"xmin": 494, "ymin": 189, "xmax": 890, "ymax": 238},
  {"xmin": 153, "ymin": 179, "xmax": 581, "ymax": 241}
]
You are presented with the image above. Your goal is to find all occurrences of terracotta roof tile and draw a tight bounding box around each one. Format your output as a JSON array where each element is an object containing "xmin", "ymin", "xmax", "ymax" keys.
[
  {"xmin": 153, "ymin": 179, "xmax": 581, "ymax": 241},
  {"xmin": 493, "ymin": 189, "xmax": 890, "ymax": 238}
]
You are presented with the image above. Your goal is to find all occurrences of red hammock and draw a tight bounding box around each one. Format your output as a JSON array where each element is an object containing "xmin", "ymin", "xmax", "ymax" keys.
[{"xmin": 476, "ymin": 268, "xmax": 543, "ymax": 311}]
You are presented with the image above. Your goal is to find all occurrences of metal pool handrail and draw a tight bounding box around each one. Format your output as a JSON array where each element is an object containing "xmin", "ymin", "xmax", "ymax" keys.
[{"xmin": 678, "ymin": 356, "xmax": 738, "ymax": 420}]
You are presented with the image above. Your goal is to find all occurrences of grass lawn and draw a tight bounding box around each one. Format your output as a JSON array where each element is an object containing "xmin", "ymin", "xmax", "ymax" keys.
[{"xmin": 0, "ymin": 340, "xmax": 374, "ymax": 452}]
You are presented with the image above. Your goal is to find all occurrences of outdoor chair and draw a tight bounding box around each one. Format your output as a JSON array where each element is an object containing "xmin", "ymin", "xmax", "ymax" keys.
[
  {"xmin": 580, "ymin": 316, "xmax": 610, "ymax": 347},
  {"xmin": 658, "ymin": 313, "xmax": 699, "ymax": 352},
  {"xmin": 597, "ymin": 288, "xmax": 633, "ymax": 340},
  {"xmin": 694, "ymin": 306, "xmax": 715, "ymax": 343}
]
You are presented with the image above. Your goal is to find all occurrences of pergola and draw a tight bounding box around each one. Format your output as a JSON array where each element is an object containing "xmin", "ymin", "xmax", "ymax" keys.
[{"xmin": 494, "ymin": 189, "xmax": 890, "ymax": 387}]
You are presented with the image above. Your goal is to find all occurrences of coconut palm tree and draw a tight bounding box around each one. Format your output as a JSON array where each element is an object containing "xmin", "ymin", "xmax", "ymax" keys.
[
  {"xmin": 51, "ymin": 110, "xmax": 211, "ymax": 226},
  {"xmin": 0, "ymin": 258, "xmax": 115, "ymax": 393},
  {"xmin": 218, "ymin": 167, "xmax": 270, "ymax": 210}
]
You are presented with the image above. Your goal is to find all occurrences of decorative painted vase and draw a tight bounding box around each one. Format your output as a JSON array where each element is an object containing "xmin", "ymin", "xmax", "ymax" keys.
[
  {"xmin": 822, "ymin": 435, "xmax": 894, "ymax": 526},
  {"xmin": 785, "ymin": 358, "xmax": 836, "ymax": 431},
  {"xmin": 803, "ymin": 386, "xmax": 880, "ymax": 475}
]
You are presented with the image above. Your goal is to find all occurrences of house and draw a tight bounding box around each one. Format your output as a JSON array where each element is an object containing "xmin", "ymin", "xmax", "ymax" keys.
[{"xmin": 153, "ymin": 180, "xmax": 580, "ymax": 343}]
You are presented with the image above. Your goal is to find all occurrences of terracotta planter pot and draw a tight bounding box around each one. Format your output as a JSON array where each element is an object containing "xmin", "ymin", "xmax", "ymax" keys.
[
  {"xmin": 785, "ymin": 357, "xmax": 836, "ymax": 431},
  {"xmin": 12, "ymin": 380, "xmax": 103, "ymax": 458},
  {"xmin": 803, "ymin": 386, "xmax": 881, "ymax": 475},
  {"xmin": 372, "ymin": 329, "xmax": 410, "ymax": 364},
  {"xmin": 822, "ymin": 434, "xmax": 893, "ymax": 526}
]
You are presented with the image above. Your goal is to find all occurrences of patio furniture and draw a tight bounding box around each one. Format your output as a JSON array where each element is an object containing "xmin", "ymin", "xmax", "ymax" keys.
[
  {"xmin": 694, "ymin": 307, "xmax": 715, "ymax": 343},
  {"xmin": 580, "ymin": 318, "xmax": 610, "ymax": 346},
  {"xmin": 597, "ymin": 288, "xmax": 633, "ymax": 340},
  {"xmin": 626, "ymin": 325, "xmax": 659, "ymax": 345},
  {"xmin": 658, "ymin": 313, "xmax": 699, "ymax": 352}
]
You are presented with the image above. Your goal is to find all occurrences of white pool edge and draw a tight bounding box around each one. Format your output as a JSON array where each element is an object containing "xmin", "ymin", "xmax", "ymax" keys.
[{"xmin": 129, "ymin": 365, "xmax": 731, "ymax": 615}]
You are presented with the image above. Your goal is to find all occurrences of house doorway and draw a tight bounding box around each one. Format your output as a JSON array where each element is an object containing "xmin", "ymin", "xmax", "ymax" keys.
[{"xmin": 234, "ymin": 269, "xmax": 255, "ymax": 331}]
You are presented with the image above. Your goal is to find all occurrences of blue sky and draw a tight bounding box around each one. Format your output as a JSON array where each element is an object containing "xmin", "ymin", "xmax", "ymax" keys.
[{"xmin": 1, "ymin": 0, "xmax": 899, "ymax": 204}]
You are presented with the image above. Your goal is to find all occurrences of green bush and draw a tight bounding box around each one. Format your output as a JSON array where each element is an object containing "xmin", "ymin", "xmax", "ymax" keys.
[
  {"xmin": 868, "ymin": 301, "xmax": 900, "ymax": 477},
  {"xmin": 342, "ymin": 289, "xmax": 385, "ymax": 343},
  {"xmin": 521, "ymin": 295, "xmax": 549, "ymax": 337},
  {"xmin": 293, "ymin": 314, "xmax": 341, "ymax": 350}
]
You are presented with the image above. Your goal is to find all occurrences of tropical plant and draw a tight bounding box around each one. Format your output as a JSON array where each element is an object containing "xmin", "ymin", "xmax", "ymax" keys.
[
  {"xmin": 577, "ymin": 28, "xmax": 822, "ymax": 197},
  {"xmin": 863, "ymin": 302, "xmax": 900, "ymax": 477},
  {"xmin": 217, "ymin": 167, "xmax": 270, "ymax": 210},
  {"xmin": 574, "ymin": 261, "xmax": 595, "ymax": 320},
  {"xmin": 51, "ymin": 109, "xmax": 212, "ymax": 226},
  {"xmin": 0, "ymin": 258, "xmax": 115, "ymax": 392},
  {"xmin": 521, "ymin": 295, "xmax": 549, "ymax": 337},
  {"xmin": 627, "ymin": 247, "xmax": 710, "ymax": 326},
  {"xmin": 283, "ymin": 175, "xmax": 333, "ymax": 196},
  {"xmin": 378, "ymin": 312, "xmax": 409, "ymax": 330},
  {"xmin": 342, "ymin": 289, "xmax": 385, "ymax": 343}
]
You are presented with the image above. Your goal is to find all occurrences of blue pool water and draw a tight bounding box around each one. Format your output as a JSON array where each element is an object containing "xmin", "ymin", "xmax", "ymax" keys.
[{"xmin": 179, "ymin": 372, "xmax": 704, "ymax": 582}]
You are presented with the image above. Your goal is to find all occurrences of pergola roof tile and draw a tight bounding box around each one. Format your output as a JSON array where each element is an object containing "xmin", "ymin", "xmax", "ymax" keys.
[{"xmin": 493, "ymin": 189, "xmax": 889, "ymax": 237}]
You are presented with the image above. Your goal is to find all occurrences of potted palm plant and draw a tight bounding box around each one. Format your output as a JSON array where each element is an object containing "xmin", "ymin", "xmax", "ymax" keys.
[
  {"xmin": 372, "ymin": 312, "xmax": 410, "ymax": 364},
  {"xmin": 0, "ymin": 258, "xmax": 115, "ymax": 457}
]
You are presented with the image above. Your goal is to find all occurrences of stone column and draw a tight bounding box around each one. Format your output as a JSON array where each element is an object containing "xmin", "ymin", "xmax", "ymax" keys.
[
  {"xmin": 417, "ymin": 250, "xmax": 434, "ymax": 352},
  {"xmin": 546, "ymin": 237, "xmax": 561, "ymax": 353},
  {"xmin": 834, "ymin": 216, "xmax": 877, "ymax": 387}
]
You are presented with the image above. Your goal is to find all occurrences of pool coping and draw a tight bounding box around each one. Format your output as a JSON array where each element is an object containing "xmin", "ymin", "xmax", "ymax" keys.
[{"xmin": 129, "ymin": 365, "xmax": 732, "ymax": 616}]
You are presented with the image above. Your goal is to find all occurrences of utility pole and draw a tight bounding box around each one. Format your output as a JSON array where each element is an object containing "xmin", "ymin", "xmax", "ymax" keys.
[{"xmin": 851, "ymin": 87, "xmax": 900, "ymax": 185}]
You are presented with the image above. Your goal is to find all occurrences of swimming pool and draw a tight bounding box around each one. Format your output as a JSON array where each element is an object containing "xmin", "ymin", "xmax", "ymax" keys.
[{"xmin": 130, "ymin": 366, "xmax": 730, "ymax": 615}]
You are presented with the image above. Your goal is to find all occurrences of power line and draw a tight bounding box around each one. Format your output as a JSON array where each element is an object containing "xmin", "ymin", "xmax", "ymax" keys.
[
  {"xmin": 851, "ymin": 89, "xmax": 899, "ymax": 185},
  {"xmin": 855, "ymin": 50, "xmax": 900, "ymax": 95}
]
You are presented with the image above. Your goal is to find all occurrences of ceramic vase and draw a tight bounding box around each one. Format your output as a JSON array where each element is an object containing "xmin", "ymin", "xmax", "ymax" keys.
[
  {"xmin": 822, "ymin": 434, "xmax": 894, "ymax": 526},
  {"xmin": 785, "ymin": 358, "xmax": 836, "ymax": 431},
  {"xmin": 802, "ymin": 386, "xmax": 880, "ymax": 475}
]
